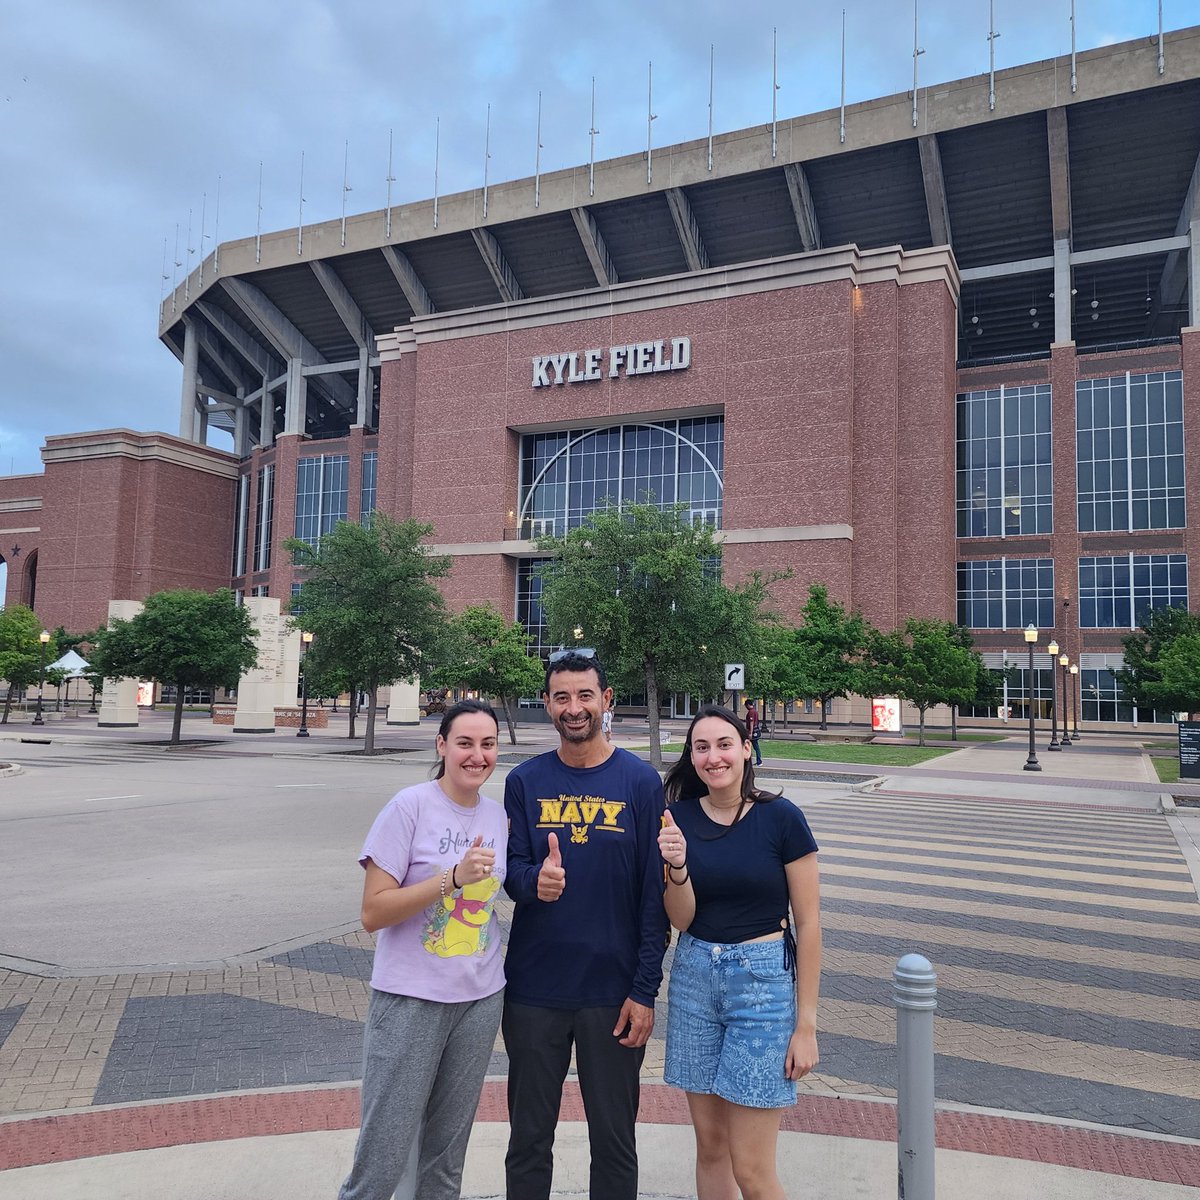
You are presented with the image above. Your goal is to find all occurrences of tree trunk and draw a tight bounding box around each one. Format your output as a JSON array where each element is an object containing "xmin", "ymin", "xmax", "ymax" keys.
[
  {"xmin": 2, "ymin": 682, "xmax": 13, "ymax": 724},
  {"xmin": 364, "ymin": 686, "xmax": 378, "ymax": 754},
  {"xmin": 501, "ymin": 696, "xmax": 518, "ymax": 745},
  {"xmin": 951, "ymin": 704, "xmax": 958, "ymax": 741},
  {"xmin": 347, "ymin": 682, "xmax": 358, "ymax": 738},
  {"xmin": 171, "ymin": 690, "xmax": 185, "ymax": 744},
  {"xmin": 918, "ymin": 706, "xmax": 926, "ymax": 747},
  {"xmin": 820, "ymin": 694, "xmax": 830, "ymax": 731},
  {"xmin": 646, "ymin": 663, "xmax": 662, "ymax": 770}
]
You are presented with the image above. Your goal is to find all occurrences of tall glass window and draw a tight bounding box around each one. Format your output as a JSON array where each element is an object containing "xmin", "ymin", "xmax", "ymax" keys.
[
  {"xmin": 515, "ymin": 557, "xmax": 552, "ymax": 661},
  {"xmin": 956, "ymin": 384, "xmax": 1053, "ymax": 537},
  {"xmin": 253, "ymin": 464, "xmax": 274, "ymax": 572},
  {"xmin": 295, "ymin": 454, "xmax": 349, "ymax": 546},
  {"xmin": 1079, "ymin": 553, "xmax": 1188, "ymax": 628},
  {"xmin": 232, "ymin": 474, "xmax": 250, "ymax": 577},
  {"xmin": 360, "ymin": 451, "xmax": 378, "ymax": 526},
  {"xmin": 1076, "ymin": 371, "xmax": 1184, "ymax": 532},
  {"xmin": 518, "ymin": 417, "xmax": 724, "ymax": 536},
  {"xmin": 961, "ymin": 667, "xmax": 1054, "ymax": 719},
  {"xmin": 1079, "ymin": 667, "xmax": 1176, "ymax": 724},
  {"xmin": 957, "ymin": 558, "xmax": 1055, "ymax": 629}
]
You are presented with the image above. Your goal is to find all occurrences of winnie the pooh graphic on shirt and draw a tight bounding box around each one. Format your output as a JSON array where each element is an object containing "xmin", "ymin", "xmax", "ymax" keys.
[{"xmin": 423, "ymin": 874, "xmax": 502, "ymax": 958}]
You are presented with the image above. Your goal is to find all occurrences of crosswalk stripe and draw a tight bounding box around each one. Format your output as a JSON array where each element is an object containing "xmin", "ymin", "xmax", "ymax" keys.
[{"xmin": 821, "ymin": 910, "xmax": 1200, "ymax": 979}]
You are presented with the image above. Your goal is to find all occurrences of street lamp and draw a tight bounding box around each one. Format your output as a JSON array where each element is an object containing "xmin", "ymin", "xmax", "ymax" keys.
[
  {"xmin": 1069, "ymin": 662, "xmax": 1080, "ymax": 738},
  {"xmin": 1023, "ymin": 624, "xmax": 1041, "ymax": 771},
  {"xmin": 31, "ymin": 629, "xmax": 51, "ymax": 726},
  {"xmin": 297, "ymin": 630, "xmax": 314, "ymax": 738},
  {"xmin": 1047, "ymin": 639, "xmax": 1060, "ymax": 750},
  {"xmin": 1059, "ymin": 653, "xmax": 1072, "ymax": 745}
]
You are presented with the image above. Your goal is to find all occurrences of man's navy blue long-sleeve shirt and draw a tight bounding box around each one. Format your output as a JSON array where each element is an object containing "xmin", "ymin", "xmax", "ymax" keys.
[{"xmin": 503, "ymin": 748, "xmax": 668, "ymax": 1009}]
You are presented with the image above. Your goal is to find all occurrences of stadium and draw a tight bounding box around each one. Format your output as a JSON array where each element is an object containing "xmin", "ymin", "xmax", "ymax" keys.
[{"xmin": 2, "ymin": 24, "xmax": 1198, "ymax": 729}]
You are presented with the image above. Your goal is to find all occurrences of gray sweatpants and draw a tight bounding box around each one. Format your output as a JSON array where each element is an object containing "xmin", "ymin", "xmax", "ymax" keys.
[{"xmin": 338, "ymin": 987, "xmax": 503, "ymax": 1200}]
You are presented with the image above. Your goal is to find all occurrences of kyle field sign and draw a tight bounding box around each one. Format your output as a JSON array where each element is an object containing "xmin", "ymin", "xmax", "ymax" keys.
[{"xmin": 531, "ymin": 337, "xmax": 691, "ymax": 387}]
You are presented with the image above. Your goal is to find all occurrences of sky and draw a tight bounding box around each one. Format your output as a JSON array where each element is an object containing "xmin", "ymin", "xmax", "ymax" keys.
[{"xmin": 0, "ymin": 0, "xmax": 1193, "ymax": 482}]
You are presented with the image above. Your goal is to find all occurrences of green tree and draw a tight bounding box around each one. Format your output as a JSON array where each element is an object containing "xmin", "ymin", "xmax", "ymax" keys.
[
  {"xmin": 537, "ymin": 502, "xmax": 780, "ymax": 768},
  {"xmin": 0, "ymin": 605, "xmax": 43, "ymax": 724},
  {"xmin": 788, "ymin": 585, "xmax": 870, "ymax": 731},
  {"xmin": 89, "ymin": 589, "xmax": 258, "ymax": 744},
  {"xmin": 1140, "ymin": 633, "xmax": 1200, "ymax": 718},
  {"xmin": 1115, "ymin": 606, "xmax": 1200, "ymax": 714},
  {"xmin": 864, "ymin": 618, "xmax": 978, "ymax": 746},
  {"xmin": 44, "ymin": 665, "xmax": 71, "ymax": 711},
  {"xmin": 287, "ymin": 514, "xmax": 450, "ymax": 755},
  {"xmin": 747, "ymin": 621, "xmax": 796, "ymax": 734},
  {"xmin": 296, "ymin": 640, "xmax": 361, "ymax": 738},
  {"xmin": 429, "ymin": 605, "xmax": 545, "ymax": 744}
]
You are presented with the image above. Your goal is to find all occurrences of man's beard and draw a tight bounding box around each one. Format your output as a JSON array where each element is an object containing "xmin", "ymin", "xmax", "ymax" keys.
[{"xmin": 554, "ymin": 711, "xmax": 597, "ymax": 743}]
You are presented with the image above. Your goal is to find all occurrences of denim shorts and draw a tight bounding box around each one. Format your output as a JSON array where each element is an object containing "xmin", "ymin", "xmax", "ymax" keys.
[{"xmin": 664, "ymin": 932, "xmax": 797, "ymax": 1109}]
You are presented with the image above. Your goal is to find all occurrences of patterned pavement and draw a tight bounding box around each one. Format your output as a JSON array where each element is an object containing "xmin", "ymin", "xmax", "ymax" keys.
[{"xmin": 1, "ymin": 786, "xmax": 1199, "ymax": 1165}]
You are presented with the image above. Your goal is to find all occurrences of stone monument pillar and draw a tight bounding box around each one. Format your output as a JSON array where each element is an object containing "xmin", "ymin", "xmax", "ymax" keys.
[
  {"xmin": 233, "ymin": 597, "xmax": 285, "ymax": 733},
  {"xmin": 386, "ymin": 678, "xmax": 422, "ymax": 725},
  {"xmin": 97, "ymin": 600, "xmax": 144, "ymax": 727}
]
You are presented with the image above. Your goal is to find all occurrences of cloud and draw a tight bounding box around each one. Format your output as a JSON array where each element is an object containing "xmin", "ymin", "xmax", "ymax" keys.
[{"xmin": 0, "ymin": 0, "xmax": 1169, "ymax": 476}]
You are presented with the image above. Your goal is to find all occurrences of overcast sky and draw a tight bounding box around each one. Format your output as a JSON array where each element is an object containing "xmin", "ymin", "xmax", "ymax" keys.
[{"xmin": 0, "ymin": 0, "xmax": 1190, "ymax": 481}]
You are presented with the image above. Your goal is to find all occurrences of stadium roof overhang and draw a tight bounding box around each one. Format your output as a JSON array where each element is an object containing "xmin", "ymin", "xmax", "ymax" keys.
[{"xmin": 161, "ymin": 26, "xmax": 1200, "ymax": 446}]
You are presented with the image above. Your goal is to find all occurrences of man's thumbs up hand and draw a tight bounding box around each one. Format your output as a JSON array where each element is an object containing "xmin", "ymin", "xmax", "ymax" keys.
[{"xmin": 538, "ymin": 831, "xmax": 566, "ymax": 902}]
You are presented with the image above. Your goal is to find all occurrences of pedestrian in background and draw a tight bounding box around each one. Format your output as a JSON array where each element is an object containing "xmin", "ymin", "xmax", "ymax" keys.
[
  {"xmin": 337, "ymin": 699, "xmax": 507, "ymax": 1200},
  {"xmin": 658, "ymin": 704, "xmax": 821, "ymax": 1200},
  {"xmin": 745, "ymin": 698, "xmax": 763, "ymax": 765}
]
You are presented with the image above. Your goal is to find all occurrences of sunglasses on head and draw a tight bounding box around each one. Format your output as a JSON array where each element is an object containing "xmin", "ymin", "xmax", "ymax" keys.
[{"xmin": 548, "ymin": 647, "xmax": 598, "ymax": 662}]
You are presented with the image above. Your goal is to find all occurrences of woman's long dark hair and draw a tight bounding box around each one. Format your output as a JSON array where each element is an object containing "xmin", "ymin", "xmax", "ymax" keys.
[
  {"xmin": 433, "ymin": 698, "xmax": 500, "ymax": 779},
  {"xmin": 663, "ymin": 704, "xmax": 778, "ymax": 833}
]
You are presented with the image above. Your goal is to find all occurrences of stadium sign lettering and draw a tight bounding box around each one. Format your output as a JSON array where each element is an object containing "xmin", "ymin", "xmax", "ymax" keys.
[{"xmin": 531, "ymin": 337, "xmax": 691, "ymax": 388}]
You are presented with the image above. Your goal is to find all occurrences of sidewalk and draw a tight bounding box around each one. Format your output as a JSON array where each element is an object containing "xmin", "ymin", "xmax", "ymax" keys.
[{"xmin": 3, "ymin": 1082, "xmax": 1198, "ymax": 1198}]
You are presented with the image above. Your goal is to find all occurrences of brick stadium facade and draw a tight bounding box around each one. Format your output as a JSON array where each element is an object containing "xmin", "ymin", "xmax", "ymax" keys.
[{"xmin": 3, "ymin": 27, "xmax": 1200, "ymax": 729}]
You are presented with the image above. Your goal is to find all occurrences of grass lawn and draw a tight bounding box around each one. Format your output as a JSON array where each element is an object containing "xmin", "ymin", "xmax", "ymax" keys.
[
  {"xmin": 650, "ymin": 741, "xmax": 955, "ymax": 767},
  {"xmin": 1152, "ymin": 756, "xmax": 1181, "ymax": 784}
]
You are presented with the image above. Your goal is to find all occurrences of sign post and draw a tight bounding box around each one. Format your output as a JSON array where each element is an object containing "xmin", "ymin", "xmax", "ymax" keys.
[
  {"xmin": 1179, "ymin": 721, "xmax": 1200, "ymax": 780},
  {"xmin": 725, "ymin": 663, "xmax": 745, "ymax": 712}
]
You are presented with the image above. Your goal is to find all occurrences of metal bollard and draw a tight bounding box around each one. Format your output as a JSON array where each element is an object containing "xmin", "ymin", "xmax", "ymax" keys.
[{"xmin": 894, "ymin": 953, "xmax": 937, "ymax": 1200}]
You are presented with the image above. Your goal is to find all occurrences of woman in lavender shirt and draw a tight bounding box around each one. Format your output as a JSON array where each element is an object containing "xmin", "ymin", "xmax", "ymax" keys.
[{"xmin": 337, "ymin": 699, "xmax": 508, "ymax": 1200}]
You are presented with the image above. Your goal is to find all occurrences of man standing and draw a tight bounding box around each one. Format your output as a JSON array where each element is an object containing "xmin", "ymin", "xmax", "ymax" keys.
[
  {"xmin": 745, "ymin": 698, "xmax": 763, "ymax": 765},
  {"xmin": 502, "ymin": 650, "xmax": 668, "ymax": 1200}
]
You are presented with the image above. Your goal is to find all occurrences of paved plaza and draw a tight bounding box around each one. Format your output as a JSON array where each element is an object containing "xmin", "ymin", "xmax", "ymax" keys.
[{"xmin": 1, "ymin": 717, "xmax": 1199, "ymax": 1195}]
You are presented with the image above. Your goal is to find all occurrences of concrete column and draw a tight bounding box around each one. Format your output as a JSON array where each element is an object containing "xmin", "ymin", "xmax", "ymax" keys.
[
  {"xmin": 356, "ymin": 348, "xmax": 370, "ymax": 427},
  {"xmin": 386, "ymin": 678, "xmax": 422, "ymax": 725},
  {"xmin": 1053, "ymin": 238, "xmax": 1072, "ymax": 344},
  {"xmin": 195, "ymin": 404, "xmax": 209, "ymax": 444},
  {"xmin": 283, "ymin": 358, "xmax": 307, "ymax": 437},
  {"xmin": 257, "ymin": 375, "xmax": 272, "ymax": 447},
  {"xmin": 233, "ymin": 392, "xmax": 250, "ymax": 458},
  {"xmin": 179, "ymin": 320, "xmax": 199, "ymax": 440},
  {"xmin": 1190, "ymin": 218, "xmax": 1200, "ymax": 327},
  {"xmin": 97, "ymin": 600, "xmax": 144, "ymax": 727},
  {"xmin": 233, "ymin": 597, "xmax": 286, "ymax": 733}
]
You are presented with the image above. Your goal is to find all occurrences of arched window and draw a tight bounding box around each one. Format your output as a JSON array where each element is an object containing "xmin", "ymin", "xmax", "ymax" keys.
[{"xmin": 517, "ymin": 416, "xmax": 724, "ymax": 536}]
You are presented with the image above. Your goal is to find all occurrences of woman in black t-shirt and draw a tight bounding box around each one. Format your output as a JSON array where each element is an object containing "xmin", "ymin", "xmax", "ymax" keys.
[{"xmin": 658, "ymin": 704, "xmax": 820, "ymax": 1200}]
